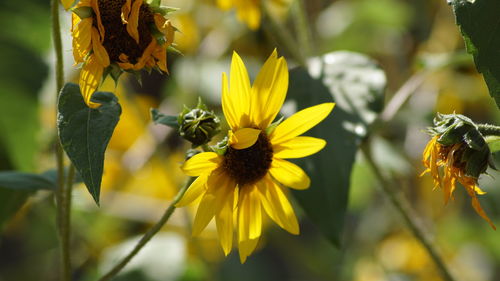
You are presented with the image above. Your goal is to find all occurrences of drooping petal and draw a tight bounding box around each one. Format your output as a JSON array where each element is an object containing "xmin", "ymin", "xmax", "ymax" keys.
[
  {"xmin": 215, "ymin": 186, "xmax": 235, "ymax": 255},
  {"xmin": 270, "ymin": 158, "xmax": 310, "ymax": 190},
  {"xmin": 152, "ymin": 45, "xmax": 167, "ymax": 73},
  {"xmin": 72, "ymin": 18, "xmax": 93, "ymax": 64},
  {"xmin": 121, "ymin": 0, "xmax": 132, "ymax": 24},
  {"xmin": 257, "ymin": 176, "xmax": 299, "ymax": 234},
  {"xmin": 462, "ymin": 180, "xmax": 496, "ymax": 230},
  {"xmin": 90, "ymin": 0, "xmax": 105, "ymax": 39},
  {"xmin": 79, "ymin": 55, "xmax": 104, "ymax": 108},
  {"xmin": 273, "ymin": 136, "xmax": 326, "ymax": 159},
  {"xmin": 176, "ymin": 174, "xmax": 208, "ymax": 207},
  {"xmin": 270, "ymin": 103, "xmax": 335, "ymax": 145},
  {"xmin": 181, "ymin": 152, "xmax": 221, "ymax": 176},
  {"xmin": 91, "ymin": 27, "xmax": 110, "ymax": 67},
  {"xmin": 229, "ymin": 51, "xmax": 251, "ymax": 128},
  {"xmin": 126, "ymin": 0, "xmax": 143, "ymax": 44},
  {"xmin": 238, "ymin": 185, "xmax": 262, "ymax": 241},
  {"xmin": 251, "ymin": 50, "xmax": 289, "ymax": 128},
  {"xmin": 229, "ymin": 128, "xmax": 261, "ymax": 149}
]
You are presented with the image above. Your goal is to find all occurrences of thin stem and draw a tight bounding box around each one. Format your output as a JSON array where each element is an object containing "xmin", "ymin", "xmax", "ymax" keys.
[
  {"xmin": 291, "ymin": 0, "xmax": 313, "ymax": 59},
  {"xmin": 360, "ymin": 143, "xmax": 456, "ymax": 281},
  {"xmin": 97, "ymin": 177, "xmax": 194, "ymax": 281},
  {"xmin": 51, "ymin": 0, "xmax": 69, "ymax": 280},
  {"xmin": 261, "ymin": 3, "xmax": 306, "ymax": 66},
  {"xmin": 61, "ymin": 165, "xmax": 75, "ymax": 279},
  {"xmin": 478, "ymin": 124, "xmax": 500, "ymax": 136}
]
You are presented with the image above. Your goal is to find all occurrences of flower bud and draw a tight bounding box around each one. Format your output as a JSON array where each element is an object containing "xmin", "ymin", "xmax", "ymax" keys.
[{"xmin": 178, "ymin": 99, "xmax": 221, "ymax": 147}]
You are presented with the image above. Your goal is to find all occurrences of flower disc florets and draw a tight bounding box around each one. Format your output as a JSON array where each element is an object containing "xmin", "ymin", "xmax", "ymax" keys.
[
  {"xmin": 71, "ymin": 0, "xmax": 176, "ymax": 108},
  {"xmin": 223, "ymin": 132, "xmax": 273, "ymax": 186}
]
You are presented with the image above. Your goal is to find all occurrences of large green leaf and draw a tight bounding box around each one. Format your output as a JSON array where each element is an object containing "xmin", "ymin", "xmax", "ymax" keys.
[
  {"xmin": 287, "ymin": 51, "xmax": 385, "ymax": 246},
  {"xmin": 58, "ymin": 83, "xmax": 121, "ymax": 205},
  {"xmin": 451, "ymin": 0, "xmax": 500, "ymax": 109}
]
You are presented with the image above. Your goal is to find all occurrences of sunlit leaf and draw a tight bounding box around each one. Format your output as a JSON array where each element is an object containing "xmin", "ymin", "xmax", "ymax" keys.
[
  {"xmin": 58, "ymin": 83, "xmax": 121, "ymax": 205},
  {"xmin": 287, "ymin": 51, "xmax": 386, "ymax": 247},
  {"xmin": 451, "ymin": 0, "xmax": 500, "ymax": 109}
]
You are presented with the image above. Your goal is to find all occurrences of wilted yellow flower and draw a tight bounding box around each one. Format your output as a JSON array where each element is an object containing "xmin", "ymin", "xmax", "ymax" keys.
[
  {"xmin": 177, "ymin": 50, "xmax": 335, "ymax": 262},
  {"xmin": 71, "ymin": 0, "xmax": 175, "ymax": 107},
  {"xmin": 421, "ymin": 136, "xmax": 495, "ymax": 229}
]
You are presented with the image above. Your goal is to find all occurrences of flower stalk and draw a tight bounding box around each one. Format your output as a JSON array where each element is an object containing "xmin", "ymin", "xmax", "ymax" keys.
[
  {"xmin": 478, "ymin": 123, "xmax": 500, "ymax": 136},
  {"xmin": 361, "ymin": 143, "xmax": 457, "ymax": 281},
  {"xmin": 97, "ymin": 177, "xmax": 194, "ymax": 281},
  {"xmin": 51, "ymin": 0, "xmax": 71, "ymax": 280}
]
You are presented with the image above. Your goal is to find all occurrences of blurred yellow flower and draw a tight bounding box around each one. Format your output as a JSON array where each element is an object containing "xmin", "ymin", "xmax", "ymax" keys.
[
  {"xmin": 71, "ymin": 0, "xmax": 175, "ymax": 107},
  {"xmin": 217, "ymin": 0, "xmax": 261, "ymax": 30},
  {"xmin": 177, "ymin": 50, "xmax": 334, "ymax": 262},
  {"xmin": 421, "ymin": 136, "xmax": 495, "ymax": 229}
]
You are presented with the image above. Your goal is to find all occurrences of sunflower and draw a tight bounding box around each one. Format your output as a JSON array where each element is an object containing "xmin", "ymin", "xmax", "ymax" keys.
[
  {"xmin": 71, "ymin": 0, "xmax": 175, "ymax": 108},
  {"xmin": 421, "ymin": 136, "xmax": 495, "ymax": 229},
  {"xmin": 176, "ymin": 50, "xmax": 335, "ymax": 262}
]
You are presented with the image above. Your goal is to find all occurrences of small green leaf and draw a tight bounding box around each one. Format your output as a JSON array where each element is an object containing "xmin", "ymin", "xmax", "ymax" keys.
[
  {"xmin": 151, "ymin": 108, "xmax": 180, "ymax": 129},
  {"xmin": 288, "ymin": 51, "xmax": 385, "ymax": 247},
  {"xmin": 486, "ymin": 136, "xmax": 500, "ymax": 153},
  {"xmin": 451, "ymin": 0, "xmax": 500, "ymax": 109},
  {"xmin": 58, "ymin": 83, "xmax": 121, "ymax": 205}
]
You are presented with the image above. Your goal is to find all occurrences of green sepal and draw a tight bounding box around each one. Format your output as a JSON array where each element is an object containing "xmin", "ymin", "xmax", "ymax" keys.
[
  {"xmin": 151, "ymin": 108, "xmax": 180, "ymax": 129},
  {"xmin": 185, "ymin": 149, "xmax": 201, "ymax": 160},
  {"xmin": 265, "ymin": 116, "xmax": 284, "ymax": 135},
  {"xmin": 212, "ymin": 136, "xmax": 229, "ymax": 156},
  {"xmin": 72, "ymin": 6, "xmax": 93, "ymax": 19},
  {"xmin": 178, "ymin": 98, "xmax": 221, "ymax": 148}
]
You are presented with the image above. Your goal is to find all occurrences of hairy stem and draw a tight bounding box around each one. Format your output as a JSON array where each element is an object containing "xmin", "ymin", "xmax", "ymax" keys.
[
  {"xmin": 97, "ymin": 177, "xmax": 194, "ymax": 281},
  {"xmin": 261, "ymin": 2, "xmax": 305, "ymax": 66},
  {"xmin": 478, "ymin": 124, "xmax": 500, "ymax": 136},
  {"xmin": 361, "ymin": 143, "xmax": 456, "ymax": 281},
  {"xmin": 51, "ymin": 0, "xmax": 70, "ymax": 280}
]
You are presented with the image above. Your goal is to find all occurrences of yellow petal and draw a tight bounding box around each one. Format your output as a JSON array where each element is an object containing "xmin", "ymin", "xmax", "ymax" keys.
[
  {"xmin": 235, "ymin": 0, "xmax": 261, "ymax": 30},
  {"xmin": 229, "ymin": 51, "xmax": 251, "ymax": 128},
  {"xmin": 238, "ymin": 237, "xmax": 259, "ymax": 263},
  {"xmin": 269, "ymin": 158, "xmax": 310, "ymax": 190},
  {"xmin": 463, "ymin": 182, "xmax": 496, "ymax": 230},
  {"xmin": 251, "ymin": 50, "xmax": 288, "ymax": 128},
  {"xmin": 229, "ymin": 128, "xmax": 261, "ymax": 149},
  {"xmin": 91, "ymin": 28, "xmax": 110, "ymax": 67},
  {"xmin": 238, "ymin": 186, "xmax": 262, "ymax": 242},
  {"xmin": 121, "ymin": 0, "xmax": 132, "ymax": 24},
  {"xmin": 176, "ymin": 174, "xmax": 208, "ymax": 207},
  {"xmin": 72, "ymin": 18, "xmax": 92, "ymax": 64},
  {"xmin": 273, "ymin": 136, "xmax": 326, "ymax": 159},
  {"xmin": 79, "ymin": 55, "xmax": 103, "ymax": 108},
  {"xmin": 181, "ymin": 152, "xmax": 221, "ymax": 176},
  {"xmin": 256, "ymin": 176, "xmax": 299, "ymax": 234},
  {"xmin": 271, "ymin": 103, "xmax": 335, "ymax": 145},
  {"xmin": 222, "ymin": 72, "xmax": 239, "ymax": 129},
  {"xmin": 126, "ymin": 0, "xmax": 143, "ymax": 44},
  {"xmin": 152, "ymin": 45, "xmax": 167, "ymax": 73},
  {"xmin": 215, "ymin": 189, "xmax": 235, "ymax": 256},
  {"xmin": 192, "ymin": 170, "xmax": 235, "ymax": 235}
]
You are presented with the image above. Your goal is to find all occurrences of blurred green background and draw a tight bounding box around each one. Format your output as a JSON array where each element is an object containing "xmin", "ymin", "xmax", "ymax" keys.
[{"xmin": 0, "ymin": 0, "xmax": 499, "ymax": 280}]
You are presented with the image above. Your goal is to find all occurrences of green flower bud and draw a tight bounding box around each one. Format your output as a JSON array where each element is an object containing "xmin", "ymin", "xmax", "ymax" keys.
[
  {"xmin": 178, "ymin": 98, "xmax": 221, "ymax": 147},
  {"xmin": 428, "ymin": 113, "xmax": 494, "ymax": 178}
]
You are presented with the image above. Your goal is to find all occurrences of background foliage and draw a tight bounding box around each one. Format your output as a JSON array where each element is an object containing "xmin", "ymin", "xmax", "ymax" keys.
[{"xmin": 0, "ymin": 0, "xmax": 499, "ymax": 280}]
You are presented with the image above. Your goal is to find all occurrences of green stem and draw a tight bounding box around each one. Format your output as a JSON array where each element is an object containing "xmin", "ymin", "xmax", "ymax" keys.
[
  {"xmin": 51, "ymin": 0, "xmax": 70, "ymax": 280},
  {"xmin": 291, "ymin": 0, "xmax": 313, "ymax": 59},
  {"xmin": 61, "ymin": 165, "xmax": 75, "ymax": 279},
  {"xmin": 97, "ymin": 177, "xmax": 194, "ymax": 281},
  {"xmin": 361, "ymin": 143, "xmax": 456, "ymax": 281},
  {"xmin": 261, "ymin": 3, "xmax": 306, "ymax": 66},
  {"xmin": 478, "ymin": 124, "xmax": 500, "ymax": 136}
]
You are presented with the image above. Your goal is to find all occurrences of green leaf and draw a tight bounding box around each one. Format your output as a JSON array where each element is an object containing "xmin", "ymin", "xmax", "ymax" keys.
[
  {"xmin": 0, "ymin": 171, "xmax": 55, "ymax": 191},
  {"xmin": 151, "ymin": 108, "xmax": 180, "ymax": 129},
  {"xmin": 58, "ymin": 83, "xmax": 121, "ymax": 205},
  {"xmin": 451, "ymin": 0, "xmax": 500, "ymax": 109},
  {"xmin": 287, "ymin": 51, "xmax": 386, "ymax": 247},
  {"xmin": 486, "ymin": 136, "xmax": 500, "ymax": 153},
  {"xmin": 0, "ymin": 188, "xmax": 31, "ymax": 230}
]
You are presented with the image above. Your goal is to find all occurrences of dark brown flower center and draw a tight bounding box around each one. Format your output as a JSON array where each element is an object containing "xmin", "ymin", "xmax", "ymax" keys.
[
  {"xmin": 96, "ymin": 0, "xmax": 154, "ymax": 63},
  {"xmin": 223, "ymin": 132, "xmax": 273, "ymax": 186}
]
